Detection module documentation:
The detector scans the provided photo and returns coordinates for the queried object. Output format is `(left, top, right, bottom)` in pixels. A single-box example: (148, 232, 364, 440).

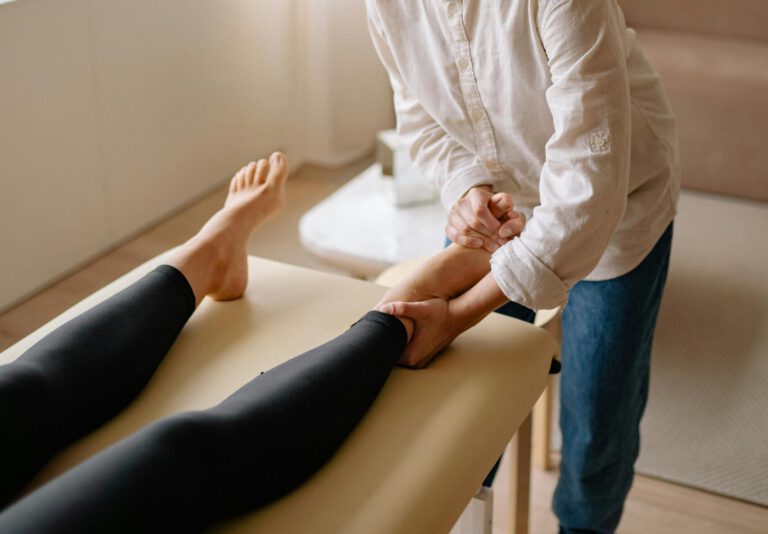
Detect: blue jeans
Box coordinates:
(490, 223, 673, 533)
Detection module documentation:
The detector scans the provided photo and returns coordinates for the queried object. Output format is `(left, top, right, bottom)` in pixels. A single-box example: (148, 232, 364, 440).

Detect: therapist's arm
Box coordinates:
(489, 0, 633, 312)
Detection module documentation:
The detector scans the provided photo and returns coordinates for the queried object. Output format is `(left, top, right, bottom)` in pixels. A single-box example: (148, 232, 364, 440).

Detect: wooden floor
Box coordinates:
(1, 160, 767, 533)
(493, 453, 768, 534)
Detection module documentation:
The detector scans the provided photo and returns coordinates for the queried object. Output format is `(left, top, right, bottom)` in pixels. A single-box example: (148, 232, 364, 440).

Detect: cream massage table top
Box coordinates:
(1, 255, 556, 533)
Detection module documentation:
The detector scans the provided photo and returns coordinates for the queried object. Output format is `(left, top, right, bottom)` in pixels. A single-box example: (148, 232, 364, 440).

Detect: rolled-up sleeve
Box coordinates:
(491, 0, 631, 310)
(366, 2, 495, 208)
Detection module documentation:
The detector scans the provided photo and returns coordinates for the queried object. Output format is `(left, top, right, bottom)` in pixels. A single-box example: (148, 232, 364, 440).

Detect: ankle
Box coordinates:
(168, 237, 227, 305)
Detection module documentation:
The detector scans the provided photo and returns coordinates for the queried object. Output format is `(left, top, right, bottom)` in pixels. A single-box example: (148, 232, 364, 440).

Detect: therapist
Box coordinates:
(367, 1, 680, 532)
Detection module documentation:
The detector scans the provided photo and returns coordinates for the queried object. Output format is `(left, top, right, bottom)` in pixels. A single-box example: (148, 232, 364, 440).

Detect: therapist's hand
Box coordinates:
(446, 186, 525, 252)
(379, 298, 462, 368)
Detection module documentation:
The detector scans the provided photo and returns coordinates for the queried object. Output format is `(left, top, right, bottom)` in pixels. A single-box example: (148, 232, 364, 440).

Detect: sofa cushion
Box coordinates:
(619, 0, 768, 42)
(636, 28, 768, 202)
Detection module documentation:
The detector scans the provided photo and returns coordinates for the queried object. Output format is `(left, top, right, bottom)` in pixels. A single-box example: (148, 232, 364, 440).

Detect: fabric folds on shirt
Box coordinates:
(366, 0, 680, 310)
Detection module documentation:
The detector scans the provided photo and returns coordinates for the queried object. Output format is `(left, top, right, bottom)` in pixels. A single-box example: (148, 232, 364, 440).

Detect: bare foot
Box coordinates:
(167, 152, 289, 305)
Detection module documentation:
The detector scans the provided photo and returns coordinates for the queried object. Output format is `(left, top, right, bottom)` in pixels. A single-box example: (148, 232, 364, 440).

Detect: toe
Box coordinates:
(267, 152, 288, 186)
(233, 167, 247, 191)
(245, 161, 258, 186)
(255, 159, 270, 185)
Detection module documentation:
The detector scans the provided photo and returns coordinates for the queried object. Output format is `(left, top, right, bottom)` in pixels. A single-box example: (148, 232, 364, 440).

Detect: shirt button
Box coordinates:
(457, 57, 469, 70)
(471, 109, 484, 120)
(447, 2, 459, 16)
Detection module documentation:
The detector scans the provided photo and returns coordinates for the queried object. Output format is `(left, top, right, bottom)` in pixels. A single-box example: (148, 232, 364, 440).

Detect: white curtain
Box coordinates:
(296, 0, 394, 166)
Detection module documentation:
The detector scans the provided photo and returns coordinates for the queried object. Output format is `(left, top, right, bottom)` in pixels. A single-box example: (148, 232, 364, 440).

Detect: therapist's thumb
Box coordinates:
(490, 192, 514, 217)
(499, 211, 526, 239)
(378, 301, 425, 318)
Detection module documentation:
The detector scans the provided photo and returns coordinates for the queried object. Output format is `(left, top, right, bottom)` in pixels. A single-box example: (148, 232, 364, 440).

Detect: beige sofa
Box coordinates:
(619, 0, 768, 201)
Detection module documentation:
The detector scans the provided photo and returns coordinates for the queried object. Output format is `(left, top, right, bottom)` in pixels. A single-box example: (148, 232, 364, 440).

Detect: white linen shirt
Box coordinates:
(366, 0, 680, 310)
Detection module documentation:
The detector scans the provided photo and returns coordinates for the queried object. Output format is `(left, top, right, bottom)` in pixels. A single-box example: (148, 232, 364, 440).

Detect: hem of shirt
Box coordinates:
(584, 208, 676, 282)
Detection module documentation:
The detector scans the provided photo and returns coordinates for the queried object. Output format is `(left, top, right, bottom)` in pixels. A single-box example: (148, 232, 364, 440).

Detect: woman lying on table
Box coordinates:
(0, 152, 544, 533)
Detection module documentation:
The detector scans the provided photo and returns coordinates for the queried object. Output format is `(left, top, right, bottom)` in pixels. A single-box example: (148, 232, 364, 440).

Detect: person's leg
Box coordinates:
(0, 222, 508, 531)
(553, 223, 674, 533)
(0, 265, 195, 504)
(0, 311, 410, 533)
(0, 153, 289, 507)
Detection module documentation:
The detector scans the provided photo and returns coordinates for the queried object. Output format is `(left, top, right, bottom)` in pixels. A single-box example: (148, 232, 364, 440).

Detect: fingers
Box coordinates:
(447, 188, 528, 252)
(499, 211, 526, 239)
(489, 192, 514, 219)
(457, 189, 501, 237)
(397, 319, 450, 369)
(379, 301, 435, 367)
(398, 347, 433, 369)
(378, 298, 451, 369)
(445, 225, 501, 253)
(448, 192, 506, 251)
(445, 211, 488, 249)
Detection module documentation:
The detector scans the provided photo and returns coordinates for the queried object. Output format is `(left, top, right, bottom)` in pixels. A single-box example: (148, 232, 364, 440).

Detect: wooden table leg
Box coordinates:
(507, 411, 532, 534)
(533, 312, 561, 472)
(533, 378, 553, 471)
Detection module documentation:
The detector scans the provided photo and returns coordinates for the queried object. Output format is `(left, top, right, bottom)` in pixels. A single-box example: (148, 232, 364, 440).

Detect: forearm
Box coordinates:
(449, 272, 509, 335)
(505, 0, 631, 308)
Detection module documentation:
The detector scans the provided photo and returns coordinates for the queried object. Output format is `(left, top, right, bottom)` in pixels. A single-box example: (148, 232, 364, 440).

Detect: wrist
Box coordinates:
(459, 184, 493, 200)
(449, 273, 509, 334)
(472, 184, 493, 194)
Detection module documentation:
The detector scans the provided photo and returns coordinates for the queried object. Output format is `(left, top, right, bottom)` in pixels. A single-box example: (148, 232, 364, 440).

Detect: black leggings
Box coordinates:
(0, 266, 406, 533)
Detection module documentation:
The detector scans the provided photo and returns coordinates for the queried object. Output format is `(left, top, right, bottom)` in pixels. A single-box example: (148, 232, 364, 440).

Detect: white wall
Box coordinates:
(0, 0, 393, 311)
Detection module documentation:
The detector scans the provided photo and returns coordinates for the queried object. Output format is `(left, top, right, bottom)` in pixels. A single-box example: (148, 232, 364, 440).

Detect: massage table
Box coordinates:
(0, 255, 557, 533)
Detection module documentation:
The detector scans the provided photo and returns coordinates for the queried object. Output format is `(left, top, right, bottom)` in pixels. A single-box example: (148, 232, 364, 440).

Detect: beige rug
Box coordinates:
(551, 189, 768, 506)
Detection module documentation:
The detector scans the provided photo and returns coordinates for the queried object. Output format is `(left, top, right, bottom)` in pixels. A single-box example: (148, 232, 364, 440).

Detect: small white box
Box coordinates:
(391, 145, 438, 207)
(376, 129, 400, 176)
